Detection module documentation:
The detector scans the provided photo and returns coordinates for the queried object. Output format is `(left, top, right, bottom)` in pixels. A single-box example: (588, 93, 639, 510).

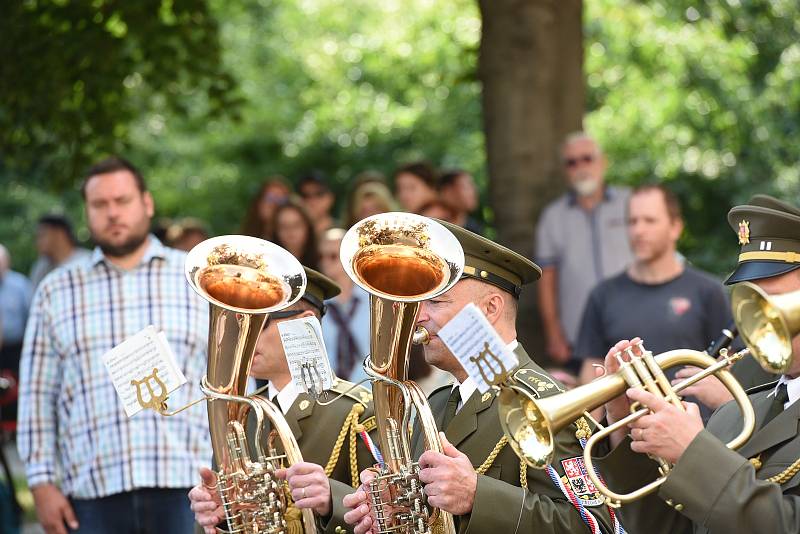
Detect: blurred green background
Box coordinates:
(1, 0, 799, 275)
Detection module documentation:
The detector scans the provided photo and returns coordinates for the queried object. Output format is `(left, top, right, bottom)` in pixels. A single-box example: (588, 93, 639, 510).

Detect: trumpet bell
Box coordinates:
(185, 235, 306, 313)
(731, 282, 800, 374)
(498, 385, 554, 469)
(340, 212, 464, 303)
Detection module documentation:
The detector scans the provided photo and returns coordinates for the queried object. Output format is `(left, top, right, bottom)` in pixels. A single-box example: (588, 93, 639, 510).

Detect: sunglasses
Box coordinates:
(564, 154, 596, 168)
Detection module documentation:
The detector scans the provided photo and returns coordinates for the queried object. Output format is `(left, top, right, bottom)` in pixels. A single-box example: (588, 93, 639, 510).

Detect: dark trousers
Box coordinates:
(70, 488, 195, 534)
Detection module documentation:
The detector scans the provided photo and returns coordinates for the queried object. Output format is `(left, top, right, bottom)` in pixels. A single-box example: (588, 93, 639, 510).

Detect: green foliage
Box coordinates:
(0, 0, 237, 188)
(584, 0, 800, 272)
(2, 0, 799, 280)
(127, 0, 484, 238)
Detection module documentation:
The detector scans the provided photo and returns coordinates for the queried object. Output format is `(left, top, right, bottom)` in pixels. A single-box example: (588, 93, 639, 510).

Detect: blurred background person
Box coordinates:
(241, 176, 291, 240)
(574, 184, 731, 416)
(536, 132, 631, 374)
(418, 200, 457, 223)
(344, 180, 397, 228)
(0, 244, 32, 434)
(318, 228, 370, 385)
(297, 171, 337, 235)
(17, 156, 210, 533)
(29, 215, 91, 289)
(393, 161, 439, 214)
(165, 217, 210, 252)
(438, 169, 484, 235)
(273, 199, 320, 269)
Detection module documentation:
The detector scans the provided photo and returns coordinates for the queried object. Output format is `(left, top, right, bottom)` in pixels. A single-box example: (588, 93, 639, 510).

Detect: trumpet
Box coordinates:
(497, 280, 799, 507)
(340, 213, 463, 534)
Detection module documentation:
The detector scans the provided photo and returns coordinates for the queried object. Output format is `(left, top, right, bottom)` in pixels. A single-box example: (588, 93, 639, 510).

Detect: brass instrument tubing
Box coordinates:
(626, 348, 663, 398)
(641, 350, 683, 408)
(364, 357, 414, 462)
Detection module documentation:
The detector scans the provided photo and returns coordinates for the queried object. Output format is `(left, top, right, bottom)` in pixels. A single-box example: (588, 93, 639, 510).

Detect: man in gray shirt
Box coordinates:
(575, 184, 733, 417)
(536, 132, 632, 371)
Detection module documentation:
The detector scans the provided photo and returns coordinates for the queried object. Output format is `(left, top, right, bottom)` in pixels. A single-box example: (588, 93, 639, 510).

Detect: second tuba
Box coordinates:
(185, 235, 315, 533)
(340, 213, 463, 534)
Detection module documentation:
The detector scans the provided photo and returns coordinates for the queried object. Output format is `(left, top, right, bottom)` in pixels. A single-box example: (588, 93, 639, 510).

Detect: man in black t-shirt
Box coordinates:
(575, 185, 734, 415)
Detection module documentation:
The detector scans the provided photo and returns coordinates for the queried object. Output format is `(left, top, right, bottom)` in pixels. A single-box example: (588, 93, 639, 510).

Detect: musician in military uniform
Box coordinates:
(344, 222, 620, 534)
(189, 267, 378, 534)
(597, 195, 800, 534)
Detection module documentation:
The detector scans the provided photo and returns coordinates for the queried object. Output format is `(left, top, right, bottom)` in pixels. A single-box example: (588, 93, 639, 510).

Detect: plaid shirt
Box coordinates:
(17, 236, 211, 499)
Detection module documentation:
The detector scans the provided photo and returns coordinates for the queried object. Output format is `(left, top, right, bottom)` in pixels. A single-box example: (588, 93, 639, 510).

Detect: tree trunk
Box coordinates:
(478, 0, 584, 361)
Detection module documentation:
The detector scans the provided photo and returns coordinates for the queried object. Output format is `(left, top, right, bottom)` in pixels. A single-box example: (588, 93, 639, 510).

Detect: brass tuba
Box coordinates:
(185, 235, 316, 533)
(339, 213, 463, 534)
(496, 280, 799, 507)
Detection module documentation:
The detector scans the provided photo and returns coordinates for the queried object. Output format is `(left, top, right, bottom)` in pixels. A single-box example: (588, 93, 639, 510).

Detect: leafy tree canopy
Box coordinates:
(1, 0, 798, 278)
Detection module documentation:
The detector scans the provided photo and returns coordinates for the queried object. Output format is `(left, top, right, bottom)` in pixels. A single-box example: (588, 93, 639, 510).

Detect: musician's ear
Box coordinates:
(480, 291, 505, 326)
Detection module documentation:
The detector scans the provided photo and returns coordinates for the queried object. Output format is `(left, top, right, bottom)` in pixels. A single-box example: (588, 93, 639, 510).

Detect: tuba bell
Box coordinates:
(496, 281, 800, 507)
(339, 213, 463, 534)
(185, 235, 316, 533)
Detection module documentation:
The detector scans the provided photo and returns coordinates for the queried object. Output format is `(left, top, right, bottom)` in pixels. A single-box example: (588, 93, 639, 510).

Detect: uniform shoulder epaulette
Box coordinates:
(330, 378, 373, 405)
(512, 367, 561, 399)
(745, 379, 780, 395)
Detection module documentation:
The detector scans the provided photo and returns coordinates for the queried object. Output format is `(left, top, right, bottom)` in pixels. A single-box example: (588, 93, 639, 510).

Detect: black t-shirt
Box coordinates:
(575, 266, 732, 360)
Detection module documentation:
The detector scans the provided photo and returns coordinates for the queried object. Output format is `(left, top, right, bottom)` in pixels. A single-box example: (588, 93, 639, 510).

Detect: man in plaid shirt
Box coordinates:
(17, 157, 211, 534)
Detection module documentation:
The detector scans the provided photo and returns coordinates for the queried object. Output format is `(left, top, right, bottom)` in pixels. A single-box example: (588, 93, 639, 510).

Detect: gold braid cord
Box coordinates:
(476, 436, 508, 474)
(750, 454, 800, 485)
(324, 403, 364, 487)
(475, 436, 530, 490)
(349, 418, 360, 487)
(575, 417, 593, 440)
(769, 459, 800, 485)
(283, 503, 304, 534)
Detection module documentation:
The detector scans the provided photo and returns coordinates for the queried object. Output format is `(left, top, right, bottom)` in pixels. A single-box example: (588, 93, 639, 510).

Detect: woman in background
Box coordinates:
(393, 161, 438, 214)
(273, 199, 320, 269)
(344, 180, 398, 228)
(241, 176, 291, 240)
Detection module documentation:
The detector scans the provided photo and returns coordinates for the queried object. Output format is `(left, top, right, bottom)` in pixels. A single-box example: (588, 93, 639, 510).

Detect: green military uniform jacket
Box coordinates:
(247, 379, 378, 534)
(599, 379, 800, 534)
(415, 345, 616, 534)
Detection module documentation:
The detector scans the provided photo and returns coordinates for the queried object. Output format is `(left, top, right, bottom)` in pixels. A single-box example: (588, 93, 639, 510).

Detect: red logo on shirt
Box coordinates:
(669, 297, 692, 316)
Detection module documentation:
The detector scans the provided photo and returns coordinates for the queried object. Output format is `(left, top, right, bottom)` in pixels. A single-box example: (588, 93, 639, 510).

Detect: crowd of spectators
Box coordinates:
(0, 138, 742, 530)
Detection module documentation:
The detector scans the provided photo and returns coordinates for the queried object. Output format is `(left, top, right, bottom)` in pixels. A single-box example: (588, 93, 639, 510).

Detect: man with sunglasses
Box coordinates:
(189, 267, 378, 534)
(536, 132, 632, 373)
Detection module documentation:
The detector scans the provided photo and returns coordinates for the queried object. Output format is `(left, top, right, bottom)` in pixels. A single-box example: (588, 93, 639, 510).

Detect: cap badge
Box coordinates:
(738, 220, 750, 245)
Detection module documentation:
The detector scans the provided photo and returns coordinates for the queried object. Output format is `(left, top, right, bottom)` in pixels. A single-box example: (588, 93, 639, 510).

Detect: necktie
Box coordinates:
(327, 297, 361, 380)
(763, 383, 789, 428)
(441, 387, 461, 430)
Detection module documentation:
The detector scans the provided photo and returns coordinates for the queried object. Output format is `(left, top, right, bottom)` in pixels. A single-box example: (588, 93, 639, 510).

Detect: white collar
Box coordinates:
(452, 339, 519, 411)
(456, 378, 478, 412)
(267, 381, 300, 415)
(771, 375, 800, 409)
